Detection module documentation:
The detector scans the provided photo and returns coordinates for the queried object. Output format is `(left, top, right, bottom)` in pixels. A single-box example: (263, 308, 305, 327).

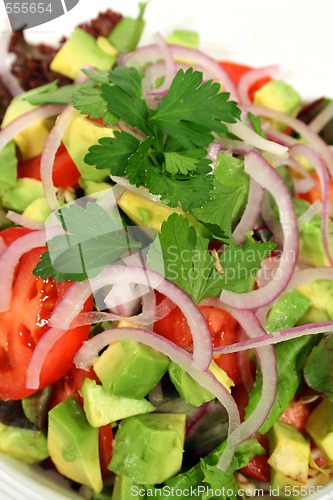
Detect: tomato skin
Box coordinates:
(219, 61, 271, 101)
(241, 451, 271, 482)
(99, 424, 113, 477)
(18, 143, 80, 188)
(0, 228, 93, 400)
(279, 400, 311, 434)
(153, 294, 241, 384)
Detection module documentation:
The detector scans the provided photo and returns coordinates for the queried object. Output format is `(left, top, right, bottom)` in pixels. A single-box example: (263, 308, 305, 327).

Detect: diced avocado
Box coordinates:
(108, 3, 146, 53)
(297, 281, 333, 323)
(22, 197, 51, 222)
(50, 28, 116, 80)
(0, 141, 17, 195)
(96, 37, 118, 57)
(306, 399, 333, 460)
(109, 413, 186, 484)
(1, 85, 56, 160)
(48, 396, 102, 493)
(117, 189, 206, 235)
(78, 178, 112, 198)
(253, 80, 301, 126)
(22, 386, 51, 429)
(214, 154, 249, 225)
(169, 360, 234, 407)
(0, 422, 48, 464)
(268, 420, 310, 483)
(62, 113, 114, 181)
(295, 198, 331, 267)
(270, 469, 305, 499)
(2, 178, 45, 212)
(166, 29, 199, 48)
(112, 475, 139, 500)
(93, 340, 170, 399)
(82, 378, 155, 427)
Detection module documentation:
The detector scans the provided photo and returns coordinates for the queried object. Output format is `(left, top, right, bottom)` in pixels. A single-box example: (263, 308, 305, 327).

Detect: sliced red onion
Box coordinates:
(25, 328, 67, 389)
(0, 104, 65, 152)
(297, 199, 322, 224)
(111, 175, 162, 204)
(0, 237, 7, 257)
(220, 150, 298, 309)
(6, 211, 45, 230)
(246, 105, 333, 180)
(73, 327, 240, 433)
(237, 65, 279, 106)
(122, 43, 238, 101)
(200, 297, 277, 472)
(207, 141, 222, 168)
(50, 265, 213, 371)
(0, 230, 45, 312)
(95, 185, 125, 211)
(260, 192, 283, 247)
(104, 282, 145, 316)
(226, 121, 288, 158)
(214, 136, 252, 155)
(290, 143, 333, 266)
(41, 105, 78, 212)
(286, 266, 333, 291)
(283, 156, 317, 194)
(0, 24, 24, 96)
(152, 33, 177, 94)
(265, 127, 299, 148)
(213, 321, 333, 353)
(232, 177, 264, 245)
(256, 256, 281, 288)
(308, 100, 333, 134)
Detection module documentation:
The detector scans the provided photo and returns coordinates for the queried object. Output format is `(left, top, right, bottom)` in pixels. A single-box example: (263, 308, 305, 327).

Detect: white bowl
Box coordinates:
(0, 0, 333, 498)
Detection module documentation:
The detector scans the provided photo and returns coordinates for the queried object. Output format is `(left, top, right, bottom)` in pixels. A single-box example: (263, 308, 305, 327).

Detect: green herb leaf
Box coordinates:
(24, 82, 78, 105)
(85, 132, 140, 173)
(304, 335, 333, 398)
(72, 84, 117, 125)
(33, 202, 141, 282)
(150, 68, 240, 148)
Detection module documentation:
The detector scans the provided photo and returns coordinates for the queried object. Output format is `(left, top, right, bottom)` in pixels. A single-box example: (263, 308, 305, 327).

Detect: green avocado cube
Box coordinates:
(306, 399, 333, 460)
(82, 378, 155, 427)
(109, 413, 186, 484)
(93, 340, 170, 399)
(50, 28, 116, 80)
(0, 422, 48, 464)
(48, 397, 102, 493)
(268, 420, 310, 483)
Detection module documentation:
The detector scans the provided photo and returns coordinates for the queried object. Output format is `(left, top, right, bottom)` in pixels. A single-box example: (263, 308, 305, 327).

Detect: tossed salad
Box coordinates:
(0, 3, 333, 499)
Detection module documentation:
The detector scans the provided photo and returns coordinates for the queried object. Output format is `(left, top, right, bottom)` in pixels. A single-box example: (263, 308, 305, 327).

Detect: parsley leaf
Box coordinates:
(33, 202, 141, 282)
(85, 132, 140, 174)
(192, 180, 244, 239)
(150, 68, 240, 148)
(25, 82, 80, 105)
(164, 152, 203, 175)
(72, 84, 117, 125)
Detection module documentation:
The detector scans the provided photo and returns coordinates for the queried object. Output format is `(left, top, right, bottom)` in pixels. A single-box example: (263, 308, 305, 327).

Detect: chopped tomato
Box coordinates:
(18, 143, 80, 188)
(241, 450, 271, 482)
(48, 365, 98, 409)
(296, 172, 333, 205)
(153, 293, 241, 384)
(99, 424, 113, 477)
(0, 228, 93, 400)
(279, 399, 311, 434)
(219, 61, 271, 101)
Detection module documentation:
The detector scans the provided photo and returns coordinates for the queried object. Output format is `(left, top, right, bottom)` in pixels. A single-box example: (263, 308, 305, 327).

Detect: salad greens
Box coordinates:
(0, 2, 333, 500)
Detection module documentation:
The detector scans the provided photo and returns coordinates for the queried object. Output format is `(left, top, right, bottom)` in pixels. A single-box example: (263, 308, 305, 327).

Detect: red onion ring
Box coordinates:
(237, 65, 279, 106)
(213, 321, 333, 353)
(0, 104, 65, 152)
(200, 298, 277, 471)
(0, 237, 7, 257)
(6, 211, 45, 230)
(226, 120, 288, 158)
(41, 105, 78, 212)
(0, 230, 45, 312)
(309, 101, 333, 134)
(50, 265, 213, 371)
(121, 43, 238, 101)
(297, 199, 322, 224)
(152, 33, 177, 94)
(290, 143, 333, 266)
(0, 23, 24, 96)
(220, 150, 298, 309)
(232, 177, 264, 245)
(246, 105, 333, 179)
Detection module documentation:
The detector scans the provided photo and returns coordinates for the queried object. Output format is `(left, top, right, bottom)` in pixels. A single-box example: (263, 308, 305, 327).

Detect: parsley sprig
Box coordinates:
(82, 66, 241, 211)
